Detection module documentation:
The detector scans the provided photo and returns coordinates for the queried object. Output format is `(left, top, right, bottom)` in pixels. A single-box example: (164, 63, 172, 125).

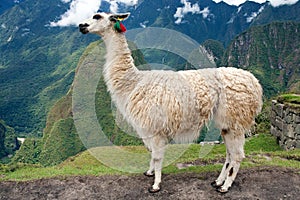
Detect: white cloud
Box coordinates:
(212, 0, 250, 6)
(50, 0, 138, 27)
(246, 5, 265, 23)
(51, 0, 299, 27)
(237, 6, 243, 13)
(212, 0, 299, 7)
(109, 0, 138, 13)
(200, 7, 210, 19)
(174, 0, 210, 24)
(50, 0, 102, 27)
(268, 0, 299, 7)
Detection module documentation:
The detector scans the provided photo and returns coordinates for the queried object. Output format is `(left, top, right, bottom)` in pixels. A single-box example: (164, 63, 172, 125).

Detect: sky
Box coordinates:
(174, 0, 210, 24)
(50, 0, 101, 26)
(212, 0, 299, 7)
(50, 0, 138, 26)
(50, 0, 299, 27)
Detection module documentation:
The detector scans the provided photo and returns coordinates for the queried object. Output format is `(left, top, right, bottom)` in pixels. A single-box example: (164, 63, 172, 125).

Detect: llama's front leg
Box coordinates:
(144, 157, 155, 177)
(148, 137, 166, 193)
(149, 149, 164, 193)
(142, 138, 155, 177)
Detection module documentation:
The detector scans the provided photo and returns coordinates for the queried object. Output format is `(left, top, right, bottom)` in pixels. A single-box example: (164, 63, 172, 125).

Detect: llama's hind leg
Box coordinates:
(212, 130, 231, 187)
(218, 132, 245, 193)
(212, 129, 230, 187)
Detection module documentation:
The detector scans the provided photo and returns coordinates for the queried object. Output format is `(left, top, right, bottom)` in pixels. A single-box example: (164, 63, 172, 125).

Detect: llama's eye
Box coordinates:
(93, 14, 102, 20)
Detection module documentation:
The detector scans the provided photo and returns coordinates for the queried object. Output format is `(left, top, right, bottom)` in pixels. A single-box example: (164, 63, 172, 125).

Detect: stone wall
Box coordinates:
(270, 100, 300, 150)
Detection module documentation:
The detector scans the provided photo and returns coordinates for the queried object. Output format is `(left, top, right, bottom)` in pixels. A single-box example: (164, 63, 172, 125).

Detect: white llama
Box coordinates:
(79, 12, 263, 193)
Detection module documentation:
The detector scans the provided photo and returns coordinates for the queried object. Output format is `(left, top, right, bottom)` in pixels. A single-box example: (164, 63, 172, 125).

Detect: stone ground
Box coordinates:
(0, 166, 299, 200)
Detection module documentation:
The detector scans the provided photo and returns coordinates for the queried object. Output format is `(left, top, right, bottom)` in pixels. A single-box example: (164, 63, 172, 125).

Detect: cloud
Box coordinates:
(109, 0, 138, 13)
(212, 0, 299, 7)
(268, 0, 299, 7)
(51, 0, 299, 27)
(50, 0, 102, 27)
(50, 0, 138, 27)
(200, 7, 210, 19)
(174, 0, 210, 24)
(246, 5, 265, 23)
(212, 0, 249, 5)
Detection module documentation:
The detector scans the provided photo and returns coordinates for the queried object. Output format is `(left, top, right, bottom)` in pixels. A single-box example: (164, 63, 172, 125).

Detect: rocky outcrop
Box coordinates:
(270, 99, 300, 150)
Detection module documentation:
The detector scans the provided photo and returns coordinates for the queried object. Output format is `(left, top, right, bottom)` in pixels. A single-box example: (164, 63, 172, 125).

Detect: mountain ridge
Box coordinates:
(222, 21, 300, 97)
(0, 0, 299, 137)
(11, 20, 300, 165)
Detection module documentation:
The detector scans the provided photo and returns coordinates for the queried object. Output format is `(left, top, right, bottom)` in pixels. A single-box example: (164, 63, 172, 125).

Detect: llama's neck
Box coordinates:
(102, 30, 139, 99)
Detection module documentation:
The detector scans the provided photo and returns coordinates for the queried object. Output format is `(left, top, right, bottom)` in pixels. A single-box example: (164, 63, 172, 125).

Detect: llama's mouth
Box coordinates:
(79, 27, 89, 34)
(79, 23, 89, 34)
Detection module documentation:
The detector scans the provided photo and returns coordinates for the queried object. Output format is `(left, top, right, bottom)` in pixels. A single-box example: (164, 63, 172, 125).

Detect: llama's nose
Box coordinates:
(79, 23, 89, 34)
(79, 23, 89, 28)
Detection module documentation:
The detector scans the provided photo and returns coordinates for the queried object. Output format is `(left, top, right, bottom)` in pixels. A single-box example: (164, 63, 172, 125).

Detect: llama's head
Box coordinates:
(79, 12, 130, 36)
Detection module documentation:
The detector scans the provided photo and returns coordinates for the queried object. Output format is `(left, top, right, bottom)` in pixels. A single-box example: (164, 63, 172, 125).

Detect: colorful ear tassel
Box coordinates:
(114, 20, 127, 33)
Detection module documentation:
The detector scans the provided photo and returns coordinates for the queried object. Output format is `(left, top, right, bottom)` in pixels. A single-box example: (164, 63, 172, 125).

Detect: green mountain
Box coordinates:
(1, 0, 300, 137)
(0, 122, 6, 158)
(0, 120, 19, 161)
(0, 0, 24, 15)
(222, 21, 300, 97)
(125, 0, 300, 45)
(13, 41, 146, 166)
(2, 0, 300, 165)
(0, 0, 94, 136)
(13, 20, 300, 166)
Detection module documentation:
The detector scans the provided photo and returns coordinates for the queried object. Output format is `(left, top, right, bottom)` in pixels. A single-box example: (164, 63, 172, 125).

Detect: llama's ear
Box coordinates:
(109, 13, 130, 22)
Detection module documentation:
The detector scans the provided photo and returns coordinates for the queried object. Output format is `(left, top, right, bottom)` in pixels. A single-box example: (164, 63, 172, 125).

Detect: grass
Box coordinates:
(1, 133, 299, 181)
(277, 94, 300, 104)
(277, 94, 300, 110)
(0, 151, 121, 181)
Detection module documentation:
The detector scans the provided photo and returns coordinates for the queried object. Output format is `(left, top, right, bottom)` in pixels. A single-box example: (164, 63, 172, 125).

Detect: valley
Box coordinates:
(0, 0, 299, 175)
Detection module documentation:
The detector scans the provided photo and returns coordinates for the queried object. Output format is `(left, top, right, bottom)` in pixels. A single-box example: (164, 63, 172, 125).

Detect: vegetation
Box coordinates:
(11, 139, 42, 164)
(10, 41, 149, 166)
(95, 75, 143, 146)
(0, 0, 95, 136)
(0, 120, 19, 162)
(1, 133, 299, 181)
(277, 94, 300, 111)
(1, 0, 300, 178)
(222, 21, 300, 98)
(0, 123, 6, 158)
(202, 39, 225, 67)
(9, 19, 300, 166)
(277, 94, 300, 105)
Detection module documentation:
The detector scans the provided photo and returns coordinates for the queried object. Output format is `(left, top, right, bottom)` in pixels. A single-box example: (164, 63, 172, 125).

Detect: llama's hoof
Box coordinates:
(144, 171, 155, 177)
(216, 187, 229, 194)
(211, 181, 222, 188)
(211, 181, 218, 188)
(148, 186, 161, 193)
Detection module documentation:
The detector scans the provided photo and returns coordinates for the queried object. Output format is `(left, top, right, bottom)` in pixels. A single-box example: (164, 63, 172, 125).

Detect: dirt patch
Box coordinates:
(0, 166, 299, 200)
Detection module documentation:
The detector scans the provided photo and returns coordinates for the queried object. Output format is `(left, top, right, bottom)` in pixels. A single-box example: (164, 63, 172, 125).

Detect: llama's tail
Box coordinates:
(253, 76, 264, 116)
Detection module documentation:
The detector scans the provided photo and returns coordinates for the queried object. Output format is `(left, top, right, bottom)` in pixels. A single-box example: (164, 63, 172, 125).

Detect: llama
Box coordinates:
(79, 12, 263, 193)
